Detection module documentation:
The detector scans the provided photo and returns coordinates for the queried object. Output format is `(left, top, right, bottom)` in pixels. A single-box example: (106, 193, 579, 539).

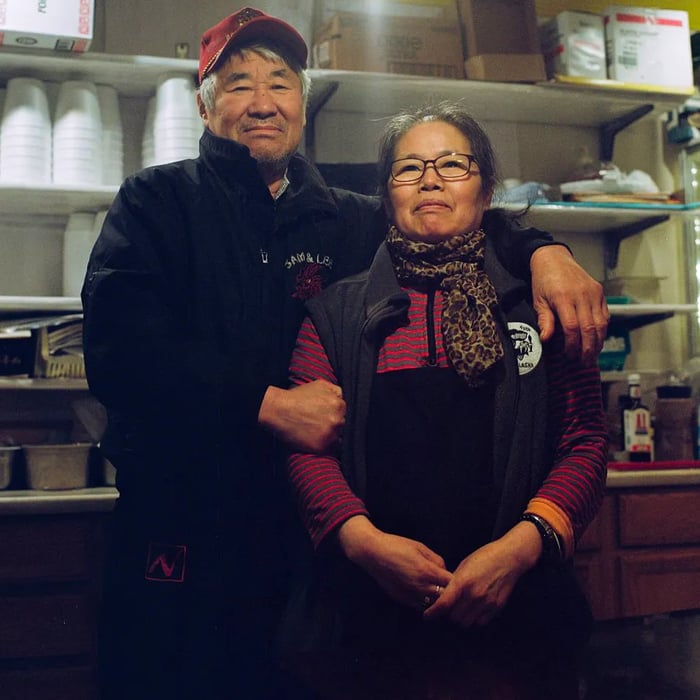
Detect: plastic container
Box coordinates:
(23, 443, 91, 490)
(654, 398, 695, 461)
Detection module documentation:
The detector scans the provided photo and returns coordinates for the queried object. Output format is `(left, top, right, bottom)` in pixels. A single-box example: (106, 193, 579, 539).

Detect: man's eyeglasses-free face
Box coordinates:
(390, 153, 480, 183)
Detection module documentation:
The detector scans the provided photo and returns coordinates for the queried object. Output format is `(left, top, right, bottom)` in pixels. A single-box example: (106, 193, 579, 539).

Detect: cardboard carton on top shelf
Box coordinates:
(103, 0, 314, 60)
(604, 5, 693, 90)
(315, 0, 459, 27)
(456, 0, 545, 82)
(0, 0, 94, 53)
(313, 12, 464, 79)
(540, 10, 607, 80)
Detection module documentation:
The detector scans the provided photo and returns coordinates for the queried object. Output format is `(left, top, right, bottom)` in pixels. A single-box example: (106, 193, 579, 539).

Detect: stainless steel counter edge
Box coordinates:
(0, 487, 118, 515)
(607, 468, 700, 488)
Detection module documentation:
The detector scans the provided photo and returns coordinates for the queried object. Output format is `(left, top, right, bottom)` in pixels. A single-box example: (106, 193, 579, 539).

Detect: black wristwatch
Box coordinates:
(520, 512, 564, 563)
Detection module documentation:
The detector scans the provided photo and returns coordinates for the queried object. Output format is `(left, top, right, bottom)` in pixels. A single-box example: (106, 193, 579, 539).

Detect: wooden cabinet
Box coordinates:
(575, 482, 700, 621)
(0, 511, 110, 700)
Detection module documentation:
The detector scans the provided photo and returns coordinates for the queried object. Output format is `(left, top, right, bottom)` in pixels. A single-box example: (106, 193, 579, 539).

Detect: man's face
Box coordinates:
(199, 51, 306, 168)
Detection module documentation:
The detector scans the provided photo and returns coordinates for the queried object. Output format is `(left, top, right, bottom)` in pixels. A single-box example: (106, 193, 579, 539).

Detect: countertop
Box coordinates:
(607, 467, 700, 488)
(606, 460, 700, 488)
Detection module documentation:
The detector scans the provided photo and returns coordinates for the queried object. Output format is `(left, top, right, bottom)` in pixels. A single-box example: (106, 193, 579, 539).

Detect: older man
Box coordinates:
(82, 7, 607, 699)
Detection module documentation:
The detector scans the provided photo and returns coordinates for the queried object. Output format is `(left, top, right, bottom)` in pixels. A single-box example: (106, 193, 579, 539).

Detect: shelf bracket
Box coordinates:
(599, 104, 654, 162)
(304, 81, 339, 163)
(603, 214, 670, 269)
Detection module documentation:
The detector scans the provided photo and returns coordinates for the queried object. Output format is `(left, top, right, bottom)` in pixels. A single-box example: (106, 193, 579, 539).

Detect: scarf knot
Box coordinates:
(386, 226, 504, 387)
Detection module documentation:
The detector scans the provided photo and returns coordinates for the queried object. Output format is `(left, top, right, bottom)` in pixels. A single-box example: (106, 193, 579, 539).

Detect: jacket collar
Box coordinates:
(198, 129, 340, 219)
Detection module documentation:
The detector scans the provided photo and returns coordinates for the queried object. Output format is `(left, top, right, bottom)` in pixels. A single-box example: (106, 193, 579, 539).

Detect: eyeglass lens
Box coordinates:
(391, 154, 476, 182)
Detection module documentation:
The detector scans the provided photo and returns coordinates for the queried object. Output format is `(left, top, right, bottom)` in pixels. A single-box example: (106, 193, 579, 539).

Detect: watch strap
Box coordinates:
(521, 512, 564, 563)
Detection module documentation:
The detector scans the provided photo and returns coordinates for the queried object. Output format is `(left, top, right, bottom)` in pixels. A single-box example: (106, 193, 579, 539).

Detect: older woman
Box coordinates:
(282, 101, 608, 699)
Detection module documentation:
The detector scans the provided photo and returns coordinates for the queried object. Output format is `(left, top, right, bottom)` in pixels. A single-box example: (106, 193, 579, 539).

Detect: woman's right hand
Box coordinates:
(337, 515, 452, 610)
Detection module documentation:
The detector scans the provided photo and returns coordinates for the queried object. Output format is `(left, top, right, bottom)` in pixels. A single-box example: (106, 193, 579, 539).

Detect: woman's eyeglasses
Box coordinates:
(390, 153, 479, 183)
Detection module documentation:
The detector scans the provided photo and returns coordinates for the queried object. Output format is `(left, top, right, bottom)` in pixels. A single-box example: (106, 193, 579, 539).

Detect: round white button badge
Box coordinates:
(507, 322, 542, 375)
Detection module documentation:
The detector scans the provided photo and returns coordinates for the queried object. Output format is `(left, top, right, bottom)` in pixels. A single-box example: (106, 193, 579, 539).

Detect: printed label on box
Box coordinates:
(604, 6, 693, 90)
(0, 0, 93, 52)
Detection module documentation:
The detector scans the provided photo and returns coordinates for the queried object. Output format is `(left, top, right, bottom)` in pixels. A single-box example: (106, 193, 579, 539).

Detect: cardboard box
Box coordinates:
(0, 0, 93, 53)
(458, 0, 539, 57)
(313, 13, 464, 79)
(457, 0, 545, 82)
(465, 53, 546, 83)
(104, 0, 313, 60)
(540, 11, 606, 80)
(315, 0, 458, 27)
(604, 6, 693, 90)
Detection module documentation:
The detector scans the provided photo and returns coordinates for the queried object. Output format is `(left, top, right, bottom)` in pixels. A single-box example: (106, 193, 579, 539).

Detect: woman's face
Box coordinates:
(387, 121, 492, 243)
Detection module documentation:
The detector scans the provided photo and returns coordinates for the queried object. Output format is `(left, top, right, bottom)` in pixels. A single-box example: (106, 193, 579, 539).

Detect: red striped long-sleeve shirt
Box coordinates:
(288, 287, 608, 558)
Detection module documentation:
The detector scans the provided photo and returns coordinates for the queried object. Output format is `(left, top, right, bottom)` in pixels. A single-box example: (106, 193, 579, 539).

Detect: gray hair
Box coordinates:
(376, 100, 499, 204)
(198, 43, 311, 112)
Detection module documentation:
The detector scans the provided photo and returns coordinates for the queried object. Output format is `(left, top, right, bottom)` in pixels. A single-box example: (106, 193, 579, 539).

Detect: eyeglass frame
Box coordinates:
(389, 153, 480, 184)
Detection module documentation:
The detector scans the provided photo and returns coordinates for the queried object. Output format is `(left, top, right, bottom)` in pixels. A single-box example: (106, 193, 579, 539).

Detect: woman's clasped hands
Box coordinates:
(338, 516, 542, 628)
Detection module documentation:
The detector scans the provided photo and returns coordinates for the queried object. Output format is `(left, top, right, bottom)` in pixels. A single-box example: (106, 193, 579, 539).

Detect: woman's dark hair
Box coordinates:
(376, 100, 499, 205)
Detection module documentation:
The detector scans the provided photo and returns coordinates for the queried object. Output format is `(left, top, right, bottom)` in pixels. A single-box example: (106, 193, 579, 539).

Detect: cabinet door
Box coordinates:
(618, 490, 700, 547)
(0, 593, 95, 658)
(0, 666, 97, 700)
(574, 496, 619, 620)
(0, 516, 99, 583)
(619, 549, 700, 618)
(574, 552, 617, 620)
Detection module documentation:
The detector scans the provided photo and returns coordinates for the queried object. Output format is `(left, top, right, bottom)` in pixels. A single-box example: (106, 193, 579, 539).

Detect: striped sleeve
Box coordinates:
(287, 316, 369, 548)
(527, 336, 609, 557)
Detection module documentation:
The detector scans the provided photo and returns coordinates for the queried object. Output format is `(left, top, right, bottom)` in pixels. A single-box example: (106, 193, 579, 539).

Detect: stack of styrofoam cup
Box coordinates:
(53, 81, 103, 186)
(152, 73, 202, 165)
(141, 96, 157, 168)
(62, 211, 100, 297)
(0, 77, 52, 185)
(97, 85, 124, 186)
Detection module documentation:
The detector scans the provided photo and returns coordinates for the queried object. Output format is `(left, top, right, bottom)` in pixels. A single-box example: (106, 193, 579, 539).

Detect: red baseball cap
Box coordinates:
(199, 7, 308, 83)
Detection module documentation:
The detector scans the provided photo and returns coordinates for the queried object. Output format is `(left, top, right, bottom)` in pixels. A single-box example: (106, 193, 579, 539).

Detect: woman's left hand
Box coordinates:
(423, 521, 541, 627)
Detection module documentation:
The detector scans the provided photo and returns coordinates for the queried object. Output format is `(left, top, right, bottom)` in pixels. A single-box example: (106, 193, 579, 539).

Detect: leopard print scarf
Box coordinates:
(386, 225, 504, 387)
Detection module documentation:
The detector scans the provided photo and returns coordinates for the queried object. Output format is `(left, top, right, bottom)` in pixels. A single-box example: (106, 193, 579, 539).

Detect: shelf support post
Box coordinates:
(599, 104, 654, 162)
(603, 214, 670, 269)
(304, 81, 339, 162)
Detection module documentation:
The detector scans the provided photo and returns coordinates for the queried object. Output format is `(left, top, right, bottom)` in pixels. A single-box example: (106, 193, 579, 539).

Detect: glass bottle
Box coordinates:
(622, 373, 652, 462)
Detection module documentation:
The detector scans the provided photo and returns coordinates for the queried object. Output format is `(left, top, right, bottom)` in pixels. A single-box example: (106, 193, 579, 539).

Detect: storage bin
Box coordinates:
(22, 443, 91, 490)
